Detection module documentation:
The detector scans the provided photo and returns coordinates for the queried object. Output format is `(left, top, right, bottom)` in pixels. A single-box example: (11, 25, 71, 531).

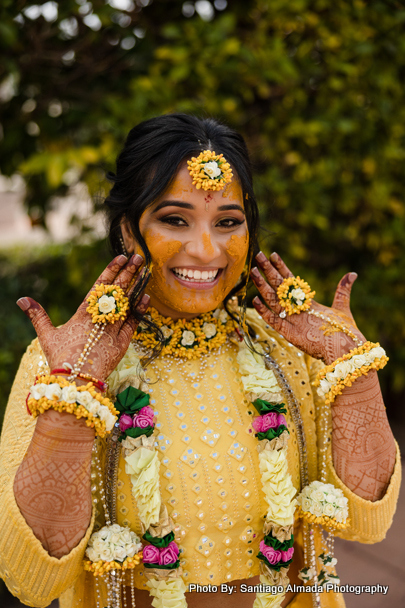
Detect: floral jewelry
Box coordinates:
(86, 283, 129, 324)
(84, 524, 143, 576)
(277, 276, 315, 317)
(314, 341, 388, 405)
(27, 374, 118, 438)
(187, 150, 233, 191)
(134, 306, 238, 360)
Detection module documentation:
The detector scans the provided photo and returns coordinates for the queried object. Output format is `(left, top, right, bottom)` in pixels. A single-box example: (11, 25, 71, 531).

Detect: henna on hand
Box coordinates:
(16, 254, 150, 380)
(250, 251, 396, 501)
(14, 410, 95, 558)
(331, 370, 396, 501)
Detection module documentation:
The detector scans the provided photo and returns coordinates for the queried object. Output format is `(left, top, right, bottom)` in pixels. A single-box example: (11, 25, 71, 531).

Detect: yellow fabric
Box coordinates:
(0, 309, 401, 608)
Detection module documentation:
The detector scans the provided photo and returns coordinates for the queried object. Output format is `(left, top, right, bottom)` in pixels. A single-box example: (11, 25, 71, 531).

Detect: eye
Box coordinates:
(217, 218, 245, 228)
(159, 215, 188, 227)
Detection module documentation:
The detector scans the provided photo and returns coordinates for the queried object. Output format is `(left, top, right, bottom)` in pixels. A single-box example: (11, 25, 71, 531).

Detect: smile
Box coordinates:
(171, 268, 220, 283)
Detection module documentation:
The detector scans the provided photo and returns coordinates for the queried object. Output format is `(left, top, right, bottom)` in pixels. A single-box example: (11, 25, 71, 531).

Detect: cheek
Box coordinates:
(145, 230, 182, 269)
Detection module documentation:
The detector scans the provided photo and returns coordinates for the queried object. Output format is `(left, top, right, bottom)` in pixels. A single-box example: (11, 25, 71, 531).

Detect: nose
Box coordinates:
(184, 230, 222, 263)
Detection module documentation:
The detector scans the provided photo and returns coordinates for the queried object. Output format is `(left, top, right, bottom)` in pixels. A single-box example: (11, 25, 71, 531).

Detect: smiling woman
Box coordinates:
(0, 114, 400, 608)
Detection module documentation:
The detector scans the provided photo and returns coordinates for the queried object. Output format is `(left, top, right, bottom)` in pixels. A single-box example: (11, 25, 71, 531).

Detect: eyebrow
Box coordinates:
(152, 200, 245, 214)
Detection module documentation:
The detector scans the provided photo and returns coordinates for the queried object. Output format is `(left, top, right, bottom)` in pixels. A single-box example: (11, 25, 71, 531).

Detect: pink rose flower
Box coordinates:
(259, 540, 282, 565)
(252, 412, 279, 433)
(133, 406, 154, 429)
(142, 544, 160, 564)
(159, 541, 179, 565)
(281, 547, 294, 562)
(119, 414, 133, 432)
(277, 414, 287, 427)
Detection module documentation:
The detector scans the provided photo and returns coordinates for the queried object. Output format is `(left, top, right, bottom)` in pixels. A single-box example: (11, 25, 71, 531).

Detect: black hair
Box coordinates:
(104, 113, 260, 348)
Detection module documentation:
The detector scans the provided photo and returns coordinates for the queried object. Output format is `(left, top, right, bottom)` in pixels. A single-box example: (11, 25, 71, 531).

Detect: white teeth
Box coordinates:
(172, 268, 220, 282)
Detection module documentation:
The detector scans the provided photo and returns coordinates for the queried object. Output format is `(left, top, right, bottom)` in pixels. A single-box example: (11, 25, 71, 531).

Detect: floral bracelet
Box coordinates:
(314, 341, 388, 405)
(27, 374, 118, 438)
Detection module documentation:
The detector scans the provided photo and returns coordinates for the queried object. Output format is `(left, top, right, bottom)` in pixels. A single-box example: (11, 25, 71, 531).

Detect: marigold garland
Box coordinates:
(276, 277, 315, 316)
(187, 150, 233, 191)
(134, 306, 238, 360)
(86, 283, 129, 324)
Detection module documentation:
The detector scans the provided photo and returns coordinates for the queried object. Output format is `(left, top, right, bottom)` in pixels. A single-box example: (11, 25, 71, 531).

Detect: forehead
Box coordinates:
(159, 163, 243, 207)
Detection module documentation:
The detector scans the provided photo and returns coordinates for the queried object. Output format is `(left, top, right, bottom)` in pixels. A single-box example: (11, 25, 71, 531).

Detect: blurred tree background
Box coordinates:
(1, 0, 405, 437)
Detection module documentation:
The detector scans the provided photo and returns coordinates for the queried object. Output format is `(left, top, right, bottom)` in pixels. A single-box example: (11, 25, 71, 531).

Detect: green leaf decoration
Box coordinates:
(143, 560, 180, 570)
(253, 399, 287, 415)
(115, 386, 150, 414)
(263, 533, 294, 552)
(256, 425, 289, 441)
(125, 426, 154, 439)
(143, 531, 175, 548)
(257, 552, 293, 572)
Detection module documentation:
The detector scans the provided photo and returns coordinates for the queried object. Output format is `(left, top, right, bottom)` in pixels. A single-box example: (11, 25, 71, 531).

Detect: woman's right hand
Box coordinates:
(16, 254, 149, 382)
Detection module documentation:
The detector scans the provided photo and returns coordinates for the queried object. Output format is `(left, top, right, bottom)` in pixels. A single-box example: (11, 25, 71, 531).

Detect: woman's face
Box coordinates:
(124, 163, 249, 319)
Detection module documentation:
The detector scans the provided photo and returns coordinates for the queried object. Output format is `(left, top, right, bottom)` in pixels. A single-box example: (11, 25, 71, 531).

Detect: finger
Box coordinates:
(88, 255, 129, 296)
(113, 254, 144, 292)
(269, 252, 294, 280)
(252, 296, 289, 333)
(332, 272, 357, 314)
(17, 297, 54, 338)
(255, 251, 286, 290)
(250, 267, 282, 313)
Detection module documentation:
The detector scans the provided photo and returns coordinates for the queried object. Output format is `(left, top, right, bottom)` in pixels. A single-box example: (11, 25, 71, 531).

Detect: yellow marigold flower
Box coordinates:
(187, 150, 233, 191)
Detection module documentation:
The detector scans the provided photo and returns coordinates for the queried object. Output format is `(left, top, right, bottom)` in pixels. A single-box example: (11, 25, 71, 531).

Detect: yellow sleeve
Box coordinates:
(0, 339, 95, 608)
(307, 355, 401, 544)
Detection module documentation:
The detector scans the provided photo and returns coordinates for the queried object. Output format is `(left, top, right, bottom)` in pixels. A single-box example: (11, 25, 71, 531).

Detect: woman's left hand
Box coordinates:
(250, 252, 366, 365)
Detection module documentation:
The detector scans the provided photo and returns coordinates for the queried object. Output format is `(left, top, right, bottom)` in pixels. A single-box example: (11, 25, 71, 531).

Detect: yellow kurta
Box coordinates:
(0, 309, 401, 607)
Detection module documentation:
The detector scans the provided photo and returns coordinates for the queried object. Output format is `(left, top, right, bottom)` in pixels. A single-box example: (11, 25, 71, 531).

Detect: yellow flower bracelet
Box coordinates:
(314, 341, 388, 405)
(28, 374, 118, 438)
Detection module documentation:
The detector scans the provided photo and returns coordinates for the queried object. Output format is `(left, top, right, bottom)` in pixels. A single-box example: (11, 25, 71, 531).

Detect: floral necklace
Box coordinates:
(85, 307, 349, 608)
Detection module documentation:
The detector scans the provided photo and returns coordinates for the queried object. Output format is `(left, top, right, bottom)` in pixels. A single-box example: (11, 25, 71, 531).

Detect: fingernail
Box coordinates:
(256, 251, 266, 263)
(133, 254, 143, 265)
(17, 297, 30, 311)
(252, 296, 261, 306)
(349, 272, 358, 280)
(270, 252, 278, 262)
(117, 255, 127, 263)
(250, 267, 261, 279)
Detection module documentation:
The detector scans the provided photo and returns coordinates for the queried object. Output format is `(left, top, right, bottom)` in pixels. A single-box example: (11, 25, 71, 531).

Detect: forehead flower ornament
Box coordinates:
(187, 149, 233, 191)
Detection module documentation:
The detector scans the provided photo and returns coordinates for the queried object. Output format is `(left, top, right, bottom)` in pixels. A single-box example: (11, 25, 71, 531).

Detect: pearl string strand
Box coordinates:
(307, 309, 363, 347)
(69, 323, 106, 381)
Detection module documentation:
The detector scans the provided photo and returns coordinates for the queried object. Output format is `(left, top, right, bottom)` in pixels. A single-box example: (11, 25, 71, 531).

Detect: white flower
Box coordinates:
(92, 538, 105, 554)
(325, 492, 336, 504)
(110, 524, 122, 533)
(76, 390, 93, 407)
(372, 346, 385, 359)
(311, 490, 325, 503)
(301, 497, 312, 512)
(61, 385, 78, 403)
(311, 503, 324, 517)
(105, 411, 117, 432)
(203, 161, 221, 179)
(351, 354, 367, 369)
(85, 547, 99, 562)
(98, 406, 111, 422)
(160, 325, 173, 340)
(203, 322, 217, 338)
(336, 496, 348, 508)
(86, 399, 100, 415)
(323, 503, 336, 517)
(334, 360, 352, 379)
(31, 383, 47, 400)
(45, 383, 62, 401)
(290, 287, 306, 305)
(219, 310, 228, 323)
(120, 529, 133, 545)
(113, 546, 127, 561)
(126, 544, 137, 557)
(319, 379, 331, 394)
(98, 294, 116, 314)
(326, 371, 338, 384)
(100, 548, 114, 562)
(181, 330, 195, 346)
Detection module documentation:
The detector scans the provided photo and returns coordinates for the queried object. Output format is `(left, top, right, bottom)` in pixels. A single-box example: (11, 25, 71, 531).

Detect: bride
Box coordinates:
(0, 114, 400, 608)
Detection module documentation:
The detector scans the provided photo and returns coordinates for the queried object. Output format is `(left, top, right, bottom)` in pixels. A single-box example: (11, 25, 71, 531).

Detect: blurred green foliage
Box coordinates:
(0, 0, 405, 426)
